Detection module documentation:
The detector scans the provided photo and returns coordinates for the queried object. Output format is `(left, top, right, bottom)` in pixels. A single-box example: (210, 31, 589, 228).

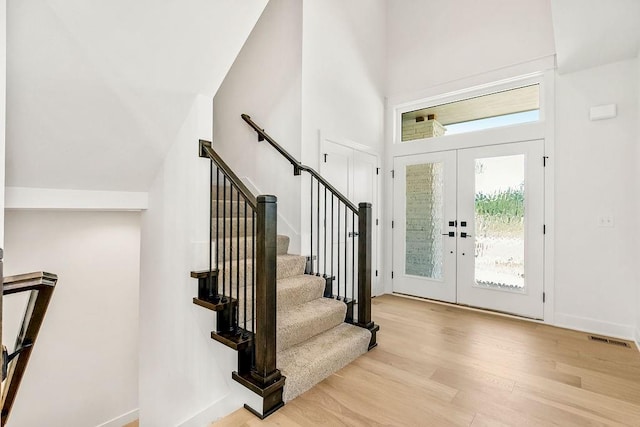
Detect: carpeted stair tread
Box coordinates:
(277, 298, 346, 353)
(213, 235, 289, 260)
(236, 274, 325, 325)
(214, 253, 306, 288)
(277, 275, 325, 311)
(278, 322, 371, 402)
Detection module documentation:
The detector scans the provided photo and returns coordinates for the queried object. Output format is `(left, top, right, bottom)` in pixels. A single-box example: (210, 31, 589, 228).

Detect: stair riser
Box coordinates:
(215, 255, 307, 290)
(277, 299, 347, 353)
(233, 275, 326, 324)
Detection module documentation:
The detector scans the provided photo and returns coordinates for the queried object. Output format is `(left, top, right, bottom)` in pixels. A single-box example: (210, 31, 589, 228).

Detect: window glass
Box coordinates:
(401, 84, 540, 142)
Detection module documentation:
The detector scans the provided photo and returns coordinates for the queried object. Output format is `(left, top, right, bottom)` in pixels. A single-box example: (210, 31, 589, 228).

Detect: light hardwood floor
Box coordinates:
(211, 294, 640, 426)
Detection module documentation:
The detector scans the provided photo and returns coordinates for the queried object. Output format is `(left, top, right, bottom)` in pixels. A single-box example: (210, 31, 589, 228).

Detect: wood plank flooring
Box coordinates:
(212, 294, 640, 426)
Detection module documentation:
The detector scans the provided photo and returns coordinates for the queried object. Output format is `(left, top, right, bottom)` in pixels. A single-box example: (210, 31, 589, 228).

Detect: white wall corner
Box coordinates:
(5, 187, 148, 211)
(241, 176, 301, 253)
(95, 409, 138, 427)
(554, 312, 636, 341)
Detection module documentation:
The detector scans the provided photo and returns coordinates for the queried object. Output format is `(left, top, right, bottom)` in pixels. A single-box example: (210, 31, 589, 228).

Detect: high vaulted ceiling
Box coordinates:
(6, 0, 267, 191)
(551, 0, 640, 74)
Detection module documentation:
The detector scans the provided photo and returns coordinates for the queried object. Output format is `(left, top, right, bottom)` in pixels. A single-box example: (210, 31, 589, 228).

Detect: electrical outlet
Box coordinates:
(598, 216, 614, 227)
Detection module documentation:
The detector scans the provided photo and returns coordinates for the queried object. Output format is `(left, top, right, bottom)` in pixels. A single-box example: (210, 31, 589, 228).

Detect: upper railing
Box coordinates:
(241, 114, 376, 340)
(1, 267, 58, 426)
(241, 114, 358, 213)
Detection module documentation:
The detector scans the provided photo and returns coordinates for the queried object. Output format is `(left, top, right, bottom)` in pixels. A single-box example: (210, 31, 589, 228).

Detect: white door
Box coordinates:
(456, 141, 544, 319)
(392, 151, 457, 302)
(393, 140, 545, 319)
(321, 140, 380, 295)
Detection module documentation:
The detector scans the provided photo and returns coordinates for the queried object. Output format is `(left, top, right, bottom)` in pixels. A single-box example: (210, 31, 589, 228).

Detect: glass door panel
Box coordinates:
(393, 152, 457, 302)
(405, 162, 444, 279)
(457, 141, 544, 319)
(474, 154, 525, 291)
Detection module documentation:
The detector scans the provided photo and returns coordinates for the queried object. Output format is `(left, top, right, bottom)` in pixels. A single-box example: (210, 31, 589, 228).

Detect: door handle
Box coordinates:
(460, 232, 472, 238)
(442, 232, 455, 237)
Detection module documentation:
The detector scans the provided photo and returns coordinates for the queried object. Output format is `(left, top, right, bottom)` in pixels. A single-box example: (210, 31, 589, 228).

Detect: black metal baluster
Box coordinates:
(331, 195, 334, 296)
(316, 179, 320, 277)
(310, 176, 314, 274)
(352, 211, 355, 302)
(243, 199, 248, 337)
(209, 161, 213, 301)
(222, 177, 227, 301)
(337, 203, 341, 300)
(323, 187, 327, 277)
(344, 205, 348, 300)
(214, 167, 220, 302)
(236, 186, 241, 336)
(229, 184, 234, 332)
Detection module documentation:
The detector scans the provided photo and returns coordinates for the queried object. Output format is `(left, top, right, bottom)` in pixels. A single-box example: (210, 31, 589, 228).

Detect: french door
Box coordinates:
(393, 140, 545, 319)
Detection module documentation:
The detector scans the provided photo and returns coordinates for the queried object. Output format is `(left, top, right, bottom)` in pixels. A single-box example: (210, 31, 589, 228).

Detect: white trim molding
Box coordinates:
(95, 409, 138, 427)
(635, 327, 640, 352)
(5, 187, 148, 211)
(554, 312, 636, 341)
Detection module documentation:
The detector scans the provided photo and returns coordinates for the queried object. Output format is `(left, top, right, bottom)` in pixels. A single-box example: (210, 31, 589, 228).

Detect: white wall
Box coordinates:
(3, 210, 140, 427)
(6, 0, 268, 193)
(637, 52, 640, 348)
(386, 0, 555, 99)
(301, 0, 387, 160)
(139, 95, 260, 426)
(554, 59, 639, 338)
(1, 0, 6, 245)
(300, 0, 387, 271)
(213, 0, 303, 253)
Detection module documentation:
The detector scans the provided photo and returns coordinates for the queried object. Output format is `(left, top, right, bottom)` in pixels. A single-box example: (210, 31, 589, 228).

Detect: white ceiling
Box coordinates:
(551, 0, 640, 73)
(6, 0, 267, 191)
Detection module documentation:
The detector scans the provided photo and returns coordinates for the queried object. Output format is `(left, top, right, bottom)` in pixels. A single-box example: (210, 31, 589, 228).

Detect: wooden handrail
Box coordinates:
(199, 139, 258, 209)
(241, 114, 358, 214)
(2, 271, 58, 426)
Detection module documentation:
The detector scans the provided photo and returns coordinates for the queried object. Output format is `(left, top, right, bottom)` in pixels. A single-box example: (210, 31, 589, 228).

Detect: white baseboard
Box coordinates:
(177, 381, 262, 427)
(554, 313, 635, 341)
(96, 409, 138, 427)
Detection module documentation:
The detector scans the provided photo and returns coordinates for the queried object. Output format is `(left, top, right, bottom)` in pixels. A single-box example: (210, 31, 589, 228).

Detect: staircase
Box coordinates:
(191, 116, 378, 419)
(214, 207, 371, 403)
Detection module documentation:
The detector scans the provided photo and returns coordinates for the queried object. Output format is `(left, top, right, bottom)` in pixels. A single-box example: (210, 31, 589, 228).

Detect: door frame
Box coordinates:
(319, 133, 383, 296)
(387, 67, 556, 324)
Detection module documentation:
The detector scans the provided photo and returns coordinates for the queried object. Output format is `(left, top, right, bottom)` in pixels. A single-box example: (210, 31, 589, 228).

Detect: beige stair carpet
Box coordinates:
(211, 202, 372, 404)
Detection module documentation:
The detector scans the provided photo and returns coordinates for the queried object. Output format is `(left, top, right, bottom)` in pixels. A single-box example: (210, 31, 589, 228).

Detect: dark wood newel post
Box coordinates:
(253, 195, 280, 384)
(357, 203, 379, 349)
(247, 195, 284, 418)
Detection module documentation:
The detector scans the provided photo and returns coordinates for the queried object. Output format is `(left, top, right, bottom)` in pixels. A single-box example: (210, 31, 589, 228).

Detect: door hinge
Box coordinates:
(543, 224, 546, 234)
(375, 270, 378, 277)
(376, 167, 380, 175)
(392, 220, 394, 228)
(543, 292, 546, 303)
(391, 271, 394, 279)
(391, 170, 395, 178)
(543, 156, 549, 167)
(323, 153, 328, 163)
(376, 218, 379, 226)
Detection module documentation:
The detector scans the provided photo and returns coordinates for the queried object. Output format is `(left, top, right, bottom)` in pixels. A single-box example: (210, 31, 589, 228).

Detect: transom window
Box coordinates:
(400, 84, 540, 142)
